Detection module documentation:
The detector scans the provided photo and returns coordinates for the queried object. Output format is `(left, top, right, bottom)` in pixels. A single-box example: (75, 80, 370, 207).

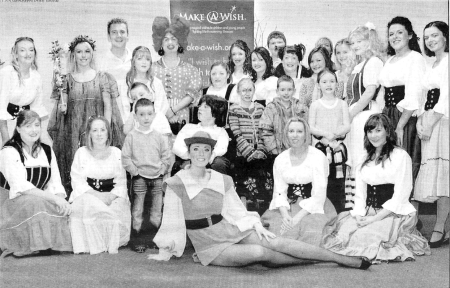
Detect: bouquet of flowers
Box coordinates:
(49, 40, 70, 110)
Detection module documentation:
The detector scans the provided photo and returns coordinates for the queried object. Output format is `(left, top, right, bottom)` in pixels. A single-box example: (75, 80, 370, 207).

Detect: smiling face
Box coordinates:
(74, 42, 93, 68)
(310, 52, 326, 75)
(388, 23, 411, 53)
(231, 46, 246, 68)
(318, 71, 337, 95)
(162, 32, 179, 53)
(135, 54, 151, 75)
(251, 52, 267, 75)
(89, 119, 108, 147)
(189, 143, 212, 167)
(367, 124, 387, 150)
(238, 80, 255, 104)
(268, 37, 286, 58)
(335, 43, 352, 66)
(197, 102, 215, 123)
(17, 118, 41, 146)
(424, 26, 446, 54)
(349, 35, 369, 56)
(287, 121, 306, 148)
(282, 52, 300, 74)
(210, 65, 229, 88)
(15, 40, 36, 66)
(277, 80, 295, 103)
(108, 23, 129, 49)
(135, 105, 155, 128)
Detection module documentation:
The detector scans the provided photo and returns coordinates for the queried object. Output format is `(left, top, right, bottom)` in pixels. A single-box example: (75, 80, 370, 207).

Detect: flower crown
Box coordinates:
(69, 35, 96, 52)
(365, 22, 376, 31)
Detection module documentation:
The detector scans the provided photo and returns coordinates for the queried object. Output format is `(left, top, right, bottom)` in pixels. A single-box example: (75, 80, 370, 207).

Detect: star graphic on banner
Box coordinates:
(231, 6, 236, 12)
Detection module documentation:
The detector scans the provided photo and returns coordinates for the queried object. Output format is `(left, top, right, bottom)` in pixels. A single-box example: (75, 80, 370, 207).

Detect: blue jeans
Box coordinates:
(131, 175, 163, 232)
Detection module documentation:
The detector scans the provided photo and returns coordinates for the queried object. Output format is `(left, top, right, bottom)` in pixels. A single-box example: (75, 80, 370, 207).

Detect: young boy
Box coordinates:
(123, 82, 172, 136)
(259, 75, 308, 157)
(121, 98, 171, 252)
(267, 31, 287, 69)
(98, 18, 132, 122)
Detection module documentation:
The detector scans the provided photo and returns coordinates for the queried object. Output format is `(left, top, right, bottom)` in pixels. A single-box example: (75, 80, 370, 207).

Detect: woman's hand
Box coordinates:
(254, 222, 276, 242)
(356, 215, 375, 228)
(53, 196, 72, 216)
(395, 126, 404, 147)
(168, 115, 180, 124)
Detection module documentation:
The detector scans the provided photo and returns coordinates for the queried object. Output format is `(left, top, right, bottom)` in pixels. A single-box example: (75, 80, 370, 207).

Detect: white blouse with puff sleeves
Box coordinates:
(351, 147, 416, 217)
(269, 147, 329, 214)
(69, 146, 129, 203)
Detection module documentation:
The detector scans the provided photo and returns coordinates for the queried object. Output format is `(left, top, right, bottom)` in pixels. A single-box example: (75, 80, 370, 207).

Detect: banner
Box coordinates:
(170, 0, 254, 87)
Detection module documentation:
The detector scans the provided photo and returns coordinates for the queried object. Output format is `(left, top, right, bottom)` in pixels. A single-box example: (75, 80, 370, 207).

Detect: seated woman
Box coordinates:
(69, 116, 131, 254)
(172, 95, 230, 175)
(228, 78, 272, 214)
(148, 130, 370, 270)
(261, 117, 337, 246)
(0, 110, 72, 257)
(322, 114, 431, 263)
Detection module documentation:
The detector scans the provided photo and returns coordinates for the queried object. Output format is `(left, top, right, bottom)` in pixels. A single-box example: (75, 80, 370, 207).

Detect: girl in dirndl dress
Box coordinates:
(414, 21, 449, 248)
(344, 23, 384, 210)
(0, 110, 72, 257)
(322, 114, 430, 263)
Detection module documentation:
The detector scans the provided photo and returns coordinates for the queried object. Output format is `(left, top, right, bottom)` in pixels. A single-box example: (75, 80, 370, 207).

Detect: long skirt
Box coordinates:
(322, 208, 431, 263)
(383, 106, 421, 185)
(260, 198, 337, 246)
(414, 116, 449, 202)
(233, 157, 273, 215)
(69, 193, 131, 254)
(0, 191, 72, 256)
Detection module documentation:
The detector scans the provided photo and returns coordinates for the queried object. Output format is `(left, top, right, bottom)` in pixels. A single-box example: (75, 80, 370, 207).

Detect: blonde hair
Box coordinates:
(85, 116, 112, 151)
(334, 38, 356, 76)
(282, 117, 311, 148)
(10, 37, 38, 85)
(126, 46, 154, 98)
(348, 26, 385, 63)
(68, 41, 96, 73)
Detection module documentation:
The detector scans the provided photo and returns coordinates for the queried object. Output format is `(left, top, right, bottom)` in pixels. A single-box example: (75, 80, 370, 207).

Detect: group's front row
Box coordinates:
(0, 109, 431, 268)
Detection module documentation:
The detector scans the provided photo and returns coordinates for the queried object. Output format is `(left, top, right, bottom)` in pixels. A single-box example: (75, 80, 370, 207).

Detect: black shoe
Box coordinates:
(359, 258, 372, 270)
(429, 231, 445, 248)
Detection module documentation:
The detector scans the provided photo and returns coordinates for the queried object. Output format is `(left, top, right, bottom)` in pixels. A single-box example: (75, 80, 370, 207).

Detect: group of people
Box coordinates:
(0, 14, 447, 269)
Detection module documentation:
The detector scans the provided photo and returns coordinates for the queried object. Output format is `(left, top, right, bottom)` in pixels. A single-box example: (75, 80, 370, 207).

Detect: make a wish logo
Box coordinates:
(179, 6, 246, 24)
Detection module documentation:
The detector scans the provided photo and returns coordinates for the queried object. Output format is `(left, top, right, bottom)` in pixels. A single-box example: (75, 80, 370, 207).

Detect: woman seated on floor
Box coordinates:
(69, 116, 131, 254)
(0, 110, 72, 257)
(322, 113, 431, 263)
(148, 130, 371, 270)
(261, 117, 337, 246)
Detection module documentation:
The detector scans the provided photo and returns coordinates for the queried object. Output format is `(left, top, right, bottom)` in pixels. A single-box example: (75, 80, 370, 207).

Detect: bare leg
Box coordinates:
(210, 244, 315, 267)
(431, 197, 450, 242)
(240, 232, 364, 268)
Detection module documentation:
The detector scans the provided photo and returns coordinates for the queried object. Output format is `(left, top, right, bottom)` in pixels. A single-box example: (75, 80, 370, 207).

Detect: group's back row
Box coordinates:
(0, 15, 447, 260)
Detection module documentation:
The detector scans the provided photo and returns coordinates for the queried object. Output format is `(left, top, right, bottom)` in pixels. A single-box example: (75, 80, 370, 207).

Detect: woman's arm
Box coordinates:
(150, 184, 186, 261)
(349, 85, 377, 120)
(395, 109, 414, 146)
(0, 121, 8, 145)
(335, 100, 351, 137)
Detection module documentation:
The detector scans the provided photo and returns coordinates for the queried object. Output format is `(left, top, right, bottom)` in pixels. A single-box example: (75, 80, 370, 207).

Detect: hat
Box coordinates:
(184, 131, 217, 148)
